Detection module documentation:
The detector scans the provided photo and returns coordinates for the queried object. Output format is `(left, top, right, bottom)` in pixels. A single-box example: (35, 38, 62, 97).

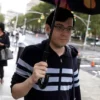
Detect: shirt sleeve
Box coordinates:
(71, 57, 81, 100)
(10, 46, 33, 90)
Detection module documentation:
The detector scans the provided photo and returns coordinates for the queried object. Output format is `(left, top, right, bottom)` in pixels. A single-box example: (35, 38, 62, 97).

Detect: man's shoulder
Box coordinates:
(67, 45, 78, 57)
(24, 40, 47, 54)
(68, 44, 77, 49)
(20, 40, 48, 64)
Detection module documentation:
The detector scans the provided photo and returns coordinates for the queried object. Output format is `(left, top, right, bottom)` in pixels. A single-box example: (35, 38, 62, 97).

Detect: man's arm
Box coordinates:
(11, 75, 35, 99)
(11, 61, 47, 99)
(73, 58, 81, 100)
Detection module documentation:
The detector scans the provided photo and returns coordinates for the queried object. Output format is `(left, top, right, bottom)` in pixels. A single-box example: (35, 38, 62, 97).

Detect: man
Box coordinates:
(11, 7, 81, 100)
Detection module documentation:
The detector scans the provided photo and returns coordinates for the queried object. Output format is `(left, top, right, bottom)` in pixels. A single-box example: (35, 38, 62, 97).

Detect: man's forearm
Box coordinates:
(12, 76, 35, 99)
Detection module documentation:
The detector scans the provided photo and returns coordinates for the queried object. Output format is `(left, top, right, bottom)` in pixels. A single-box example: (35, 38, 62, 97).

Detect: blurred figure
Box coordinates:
(11, 31, 14, 43)
(0, 22, 10, 84)
(15, 32, 19, 46)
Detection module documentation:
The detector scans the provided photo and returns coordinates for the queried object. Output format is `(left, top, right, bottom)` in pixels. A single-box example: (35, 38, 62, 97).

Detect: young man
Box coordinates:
(11, 7, 81, 100)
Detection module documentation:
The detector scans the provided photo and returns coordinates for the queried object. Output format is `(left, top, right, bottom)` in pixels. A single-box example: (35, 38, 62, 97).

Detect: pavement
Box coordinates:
(0, 46, 24, 100)
(80, 70, 100, 100)
(0, 34, 100, 100)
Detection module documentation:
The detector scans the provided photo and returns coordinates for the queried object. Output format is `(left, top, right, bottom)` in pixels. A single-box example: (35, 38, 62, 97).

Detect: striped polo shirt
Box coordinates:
(11, 39, 81, 100)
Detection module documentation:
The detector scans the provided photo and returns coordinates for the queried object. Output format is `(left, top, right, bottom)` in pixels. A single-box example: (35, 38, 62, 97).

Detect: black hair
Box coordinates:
(0, 22, 5, 32)
(46, 7, 75, 27)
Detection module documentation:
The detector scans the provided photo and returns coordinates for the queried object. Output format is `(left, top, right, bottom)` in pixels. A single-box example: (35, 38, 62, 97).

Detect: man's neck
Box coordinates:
(50, 43, 65, 56)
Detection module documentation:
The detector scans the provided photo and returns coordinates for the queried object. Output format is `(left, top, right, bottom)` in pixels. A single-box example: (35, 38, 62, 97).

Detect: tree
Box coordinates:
(17, 15, 25, 27)
(10, 14, 25, 29)
(25, 2, 54, 31)
(90, 15, 100, 36)
(74, 12, 88, 34)
(0, 14, 4, 22)
(74, 12, 100, 37)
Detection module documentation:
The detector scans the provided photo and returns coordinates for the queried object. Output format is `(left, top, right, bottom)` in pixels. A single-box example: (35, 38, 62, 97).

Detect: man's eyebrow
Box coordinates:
(55, 23, 63, 26)
(55, 24, 73, 27)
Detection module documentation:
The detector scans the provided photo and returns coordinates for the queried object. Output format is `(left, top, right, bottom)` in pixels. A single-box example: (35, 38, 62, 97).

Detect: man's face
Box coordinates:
(46, 18, 74, 48)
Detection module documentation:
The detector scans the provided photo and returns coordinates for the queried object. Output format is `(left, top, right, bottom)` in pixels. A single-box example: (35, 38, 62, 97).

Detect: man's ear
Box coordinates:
(45, 24, 51, 34)
(0, 28, 1, 32)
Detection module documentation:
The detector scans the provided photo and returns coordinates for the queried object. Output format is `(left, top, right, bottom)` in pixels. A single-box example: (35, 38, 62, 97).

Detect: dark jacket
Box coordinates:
(11, 39, 81, 100)
(0, 32, 10, 66)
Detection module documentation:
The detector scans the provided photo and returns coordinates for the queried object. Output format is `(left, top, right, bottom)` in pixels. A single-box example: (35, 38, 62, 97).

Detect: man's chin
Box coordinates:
(60, 42, 68, 46)
(58, 43, 67, 47)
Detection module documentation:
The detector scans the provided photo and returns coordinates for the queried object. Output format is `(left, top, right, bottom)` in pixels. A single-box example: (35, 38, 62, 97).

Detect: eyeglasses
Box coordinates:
(54, 24, 74, 33)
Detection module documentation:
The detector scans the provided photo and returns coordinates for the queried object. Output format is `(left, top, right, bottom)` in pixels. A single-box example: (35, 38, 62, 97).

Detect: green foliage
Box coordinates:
(74, 12, 100, 36)
(17, 15, 25, 27)
(0, 14, 4, 22)
(10, 14, 25, 27)
(25, 2, 54, 30)
(74, 12, 88, 34)
(90, 15, 100, 35)
(10, 2, 54, 31)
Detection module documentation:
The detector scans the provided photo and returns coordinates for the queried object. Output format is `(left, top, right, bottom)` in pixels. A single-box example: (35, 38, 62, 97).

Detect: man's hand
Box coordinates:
(30, 61, 48, 83)
(0, 42, 4, 46)
(11, 61, 48, 99)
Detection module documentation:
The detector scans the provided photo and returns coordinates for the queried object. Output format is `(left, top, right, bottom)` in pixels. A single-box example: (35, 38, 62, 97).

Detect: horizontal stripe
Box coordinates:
(74, 70, 78, 75)
(61, 77, 72, 82)
(49, 77, 59, 82)
(46, 68, 60, 74)
(16, 72, 28, 79)
(33, 84, 58, 91)
(48, 82, 72, 86)
(16, 67, 31, 77)
(74, 74, 78, 78)
(18, 58, 33, 72)
(74, 82, 79, 87)
(17, 64, 32, 74)
(74, 79, 79, 84)
(62, 68, 73, 74)
(33, 84, 74, 91)
(60, 85, 72, 91)
(48, 76, 78, 83)
(46, 68, 77, 76)
(74, 76, 79, 81)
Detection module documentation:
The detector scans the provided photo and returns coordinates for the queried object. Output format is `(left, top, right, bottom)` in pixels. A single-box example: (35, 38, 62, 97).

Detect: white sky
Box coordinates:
(0, 0, 32, 14)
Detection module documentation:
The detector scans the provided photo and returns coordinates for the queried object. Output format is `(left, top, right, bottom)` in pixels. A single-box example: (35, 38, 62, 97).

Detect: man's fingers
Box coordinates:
(35, 61, 48, 67)
(32, 61, 48, 83)
(39, 70, 47, 75)
(38, 74, 45, 78)
(38, 66, 47, 71)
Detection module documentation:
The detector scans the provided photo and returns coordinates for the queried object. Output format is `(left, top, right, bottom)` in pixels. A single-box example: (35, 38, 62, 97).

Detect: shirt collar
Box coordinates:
(41, 39, 71, 57)
(49, 45, 70, 57)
